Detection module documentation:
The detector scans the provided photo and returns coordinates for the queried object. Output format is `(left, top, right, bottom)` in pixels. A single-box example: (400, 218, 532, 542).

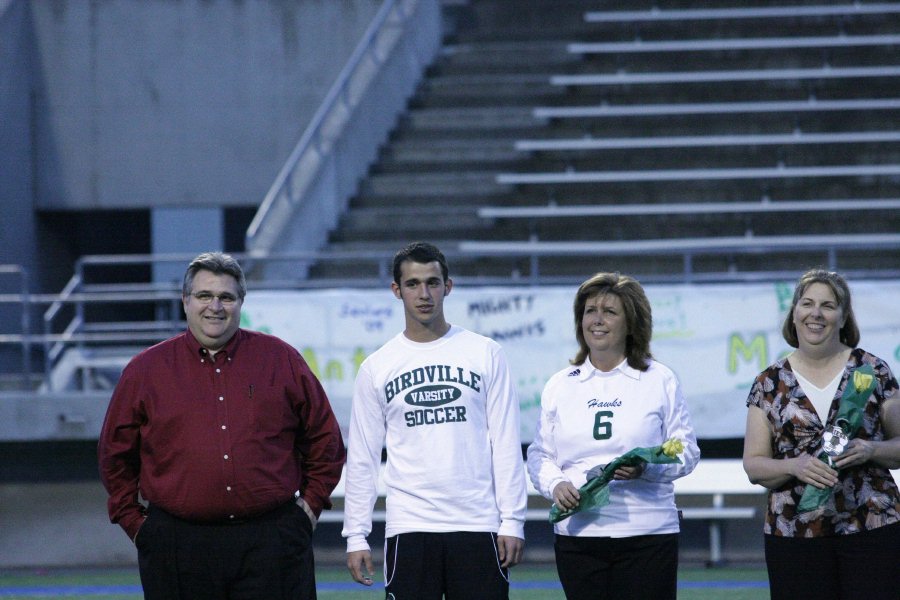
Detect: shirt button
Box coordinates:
(226, 486, 232, 492)
(229, 514, 235, 520)
(219, 396, 224, 401)
(224, 454, 229, 460)
(216, 368, 221, 373)
(221, 425, 226, 430)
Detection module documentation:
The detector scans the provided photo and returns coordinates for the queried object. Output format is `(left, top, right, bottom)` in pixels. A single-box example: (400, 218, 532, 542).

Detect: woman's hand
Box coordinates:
(612, 463, 644, 480)
(832, 438, 876, 470)
(790, 453, 839, 489)
(552, 481, 580, 511)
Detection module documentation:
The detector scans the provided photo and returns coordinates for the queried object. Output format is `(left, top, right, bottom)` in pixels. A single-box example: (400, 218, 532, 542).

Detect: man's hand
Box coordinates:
(497, 535, 524, 568)
(347, 550, 375, 586)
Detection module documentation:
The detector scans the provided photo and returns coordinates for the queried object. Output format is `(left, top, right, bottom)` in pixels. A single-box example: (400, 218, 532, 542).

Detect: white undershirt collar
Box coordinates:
(578, 357, 641, 382)
(794, 368, 844, 423)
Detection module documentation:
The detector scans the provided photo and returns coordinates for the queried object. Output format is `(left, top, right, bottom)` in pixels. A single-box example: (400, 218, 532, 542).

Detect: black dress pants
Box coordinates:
(764, 521, 900, 600)
(554, 532, 679, 600)
(137, 503, 316, 600)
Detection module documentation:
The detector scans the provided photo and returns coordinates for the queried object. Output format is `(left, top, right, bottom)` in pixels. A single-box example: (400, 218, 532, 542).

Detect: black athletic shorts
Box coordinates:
(383, 531, 509, 600)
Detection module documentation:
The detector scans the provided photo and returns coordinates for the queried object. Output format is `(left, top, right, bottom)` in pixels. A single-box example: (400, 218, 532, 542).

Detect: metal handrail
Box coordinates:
(4, 240, 900, 390)
(246, 0, 401, 244)
(458, 234, 900, 285)
(2, 251, 408, 391)
(246, 0, 439, 263)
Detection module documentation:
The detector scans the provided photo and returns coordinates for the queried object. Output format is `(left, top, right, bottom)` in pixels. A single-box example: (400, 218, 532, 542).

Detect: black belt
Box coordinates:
(148, 500, 294, 526)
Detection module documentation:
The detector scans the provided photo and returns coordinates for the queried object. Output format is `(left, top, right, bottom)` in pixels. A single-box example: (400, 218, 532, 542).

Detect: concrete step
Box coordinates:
(380, 138, 522, 167)
(479, 210, 898, 243)
(417, 74, 900, 109)
(438, 41, 576, 74)
(336, 207, 490, 235)
(452, 1, 900, 43)
(450, 1, 601, 43)
(524, 107, 900, 138)
(360, 171, 507, 197)
(561, 47, 900, 75)
(414, 74, 565, 107)
(352, 175, 894, 209)
(402, 107, 540, 131)
(441, 41, 899, 77)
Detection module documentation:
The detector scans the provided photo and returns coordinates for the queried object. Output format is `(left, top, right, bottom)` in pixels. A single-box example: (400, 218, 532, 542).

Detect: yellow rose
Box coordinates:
(661, 438, 684, 458)
(853, 370, 874, 394)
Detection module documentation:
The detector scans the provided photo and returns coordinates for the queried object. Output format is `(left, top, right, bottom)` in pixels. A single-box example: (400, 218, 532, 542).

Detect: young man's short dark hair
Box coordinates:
(392, 242, 449, 285)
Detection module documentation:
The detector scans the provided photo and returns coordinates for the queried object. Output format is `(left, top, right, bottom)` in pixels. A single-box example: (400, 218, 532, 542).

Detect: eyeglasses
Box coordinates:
(190, 291, 240, 306)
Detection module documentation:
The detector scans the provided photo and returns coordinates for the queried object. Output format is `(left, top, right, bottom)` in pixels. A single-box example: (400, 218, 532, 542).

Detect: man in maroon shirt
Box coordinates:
(98, 252, 345, 600)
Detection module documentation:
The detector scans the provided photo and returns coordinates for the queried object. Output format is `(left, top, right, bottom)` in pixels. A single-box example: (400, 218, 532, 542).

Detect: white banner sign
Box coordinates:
(241, 281, 900, 441)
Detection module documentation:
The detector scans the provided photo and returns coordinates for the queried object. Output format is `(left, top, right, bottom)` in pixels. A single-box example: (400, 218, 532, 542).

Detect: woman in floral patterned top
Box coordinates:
(743, 269, 900, 600)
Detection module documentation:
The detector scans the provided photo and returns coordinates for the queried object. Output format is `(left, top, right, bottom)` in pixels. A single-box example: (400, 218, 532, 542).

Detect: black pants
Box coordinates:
(554, 532, 679, 600)
(137, 503, 316, 600)
(384, 531, 510, 600)
(764, 520, 900, 600)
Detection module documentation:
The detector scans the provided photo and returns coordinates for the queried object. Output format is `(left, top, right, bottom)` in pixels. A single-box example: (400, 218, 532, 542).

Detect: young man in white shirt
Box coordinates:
(342, 242, 527, 599)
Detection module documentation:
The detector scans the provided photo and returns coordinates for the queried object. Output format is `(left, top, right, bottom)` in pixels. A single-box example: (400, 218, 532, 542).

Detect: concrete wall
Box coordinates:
(0, 0, 383, 372)
(0, 482, 138, 567)
(0, 481, 768, 568)
(28, 0, 382, 211)
(0, 1, 39, 375)
(0, 0, 37, 255)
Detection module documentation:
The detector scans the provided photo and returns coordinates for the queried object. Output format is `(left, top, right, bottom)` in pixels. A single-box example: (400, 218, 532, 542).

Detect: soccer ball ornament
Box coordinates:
(822, 425, 849, 458)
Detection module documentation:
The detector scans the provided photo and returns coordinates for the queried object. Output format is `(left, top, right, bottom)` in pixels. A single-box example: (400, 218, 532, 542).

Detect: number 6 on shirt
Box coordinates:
(593, 411, 613, 440)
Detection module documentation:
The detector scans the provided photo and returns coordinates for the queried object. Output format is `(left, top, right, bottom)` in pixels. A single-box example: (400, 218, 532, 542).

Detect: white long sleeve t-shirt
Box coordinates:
(527, 358, 700, 538)
(342, 326, 527, 553)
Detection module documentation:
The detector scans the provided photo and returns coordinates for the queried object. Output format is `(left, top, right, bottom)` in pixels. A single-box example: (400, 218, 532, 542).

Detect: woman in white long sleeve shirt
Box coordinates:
(527, 272, 699, 600)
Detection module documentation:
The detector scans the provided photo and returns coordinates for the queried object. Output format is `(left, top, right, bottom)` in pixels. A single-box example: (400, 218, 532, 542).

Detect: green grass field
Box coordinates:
(0, 563, 768, 599)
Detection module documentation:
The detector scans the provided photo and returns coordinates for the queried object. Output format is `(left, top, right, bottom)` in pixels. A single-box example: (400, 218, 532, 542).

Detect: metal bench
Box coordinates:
(532, 98, 900, 120)
(513, 130, 900, 153)
(323, 461, 900, 565)
(583, 4, 900, 23)
(550, 65, 900, 88)
(568, 34, 900, 55)
(323, 459, 765, 565)
(673, 459, 765, 565)
(476, 198, 900, 219)
(495, 163, 900, 185)
(458, 234, 900, 255)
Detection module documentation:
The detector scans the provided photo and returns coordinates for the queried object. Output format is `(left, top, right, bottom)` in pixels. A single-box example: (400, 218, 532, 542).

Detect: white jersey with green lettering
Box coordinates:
(342, 325, 527, 553)
(527, 358, 700, 538)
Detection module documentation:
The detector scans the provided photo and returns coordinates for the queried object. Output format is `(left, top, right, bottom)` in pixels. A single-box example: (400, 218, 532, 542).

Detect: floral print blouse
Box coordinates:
(746, 348, 900, 537)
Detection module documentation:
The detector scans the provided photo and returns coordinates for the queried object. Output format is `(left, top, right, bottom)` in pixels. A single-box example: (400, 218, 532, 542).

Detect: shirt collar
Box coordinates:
(576, 357, 642, 382)
(184, 328, 243, 361)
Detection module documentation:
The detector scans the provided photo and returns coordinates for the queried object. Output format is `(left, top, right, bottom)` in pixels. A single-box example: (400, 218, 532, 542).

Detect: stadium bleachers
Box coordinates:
(3, 0, 900, 570)
(312, 0, 900, 282)
(4, 0, 900, 396)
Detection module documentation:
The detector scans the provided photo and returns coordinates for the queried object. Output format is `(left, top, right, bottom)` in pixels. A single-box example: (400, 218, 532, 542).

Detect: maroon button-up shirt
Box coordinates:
(98, 328, 346, 540)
